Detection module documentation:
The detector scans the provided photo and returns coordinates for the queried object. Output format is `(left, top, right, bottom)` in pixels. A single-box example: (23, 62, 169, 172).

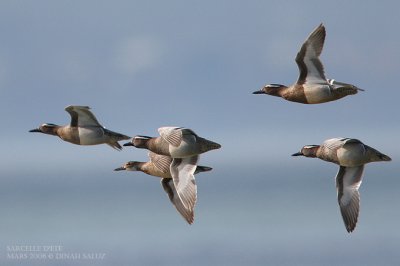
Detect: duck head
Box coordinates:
(123, 135, 152, 148)
(114, 161, 142, 171)
(29, 123, 59, 136)
(253, 84, 287, 96)
(292, 145, 320, 158)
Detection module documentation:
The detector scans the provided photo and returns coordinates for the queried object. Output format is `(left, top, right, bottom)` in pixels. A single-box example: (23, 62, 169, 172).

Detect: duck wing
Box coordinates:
(65, 105, 102, 127)
(295, 23, 327, 86)
(158, 126, 198, 147)
(158, 127, 183, 147)
(148, 152, 172, 174)
(161, 178, 194, 224)
(323, 138, 362, 151)
(170, 155, 198, 212)
(335, 165, 364, 233)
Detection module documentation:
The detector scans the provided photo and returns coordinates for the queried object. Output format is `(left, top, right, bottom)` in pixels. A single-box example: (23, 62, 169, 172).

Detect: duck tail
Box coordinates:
(107, 141, 123, 151)
(104, 128, 131, 141)
(195, 166, 213, 174)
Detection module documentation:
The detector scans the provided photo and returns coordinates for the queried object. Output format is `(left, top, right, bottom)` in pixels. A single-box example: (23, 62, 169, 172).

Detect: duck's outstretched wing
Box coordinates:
(336, 165, 364, 233)
(295, 23, 327, 85)
(170, 155, 198, 212)
(161, 178, 194, 224)
(65, 105, 102, 127)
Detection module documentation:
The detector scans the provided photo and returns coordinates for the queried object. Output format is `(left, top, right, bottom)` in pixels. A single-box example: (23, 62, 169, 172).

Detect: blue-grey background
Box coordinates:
(0, 0, 399, 265)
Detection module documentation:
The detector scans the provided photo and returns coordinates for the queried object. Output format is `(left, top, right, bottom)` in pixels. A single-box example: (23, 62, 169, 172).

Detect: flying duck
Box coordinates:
(115, 152, 212, 224)
(30, 105, 130, 150)
(253, 24, 363, 104)
(123, 127, 221, 210)
(292, 137, 391, 232)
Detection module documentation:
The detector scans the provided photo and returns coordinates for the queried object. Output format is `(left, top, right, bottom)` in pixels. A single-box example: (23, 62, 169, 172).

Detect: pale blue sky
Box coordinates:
(0, 1, 399, 265)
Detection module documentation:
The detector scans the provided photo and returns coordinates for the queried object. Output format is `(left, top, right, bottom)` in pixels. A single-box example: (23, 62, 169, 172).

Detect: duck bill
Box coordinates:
(123, 142, 134, 147)
(29, 128, 41, 133)
(114, 167, 126, 171)
(252, 90, 265, 94)
(291, 152, 303, 156)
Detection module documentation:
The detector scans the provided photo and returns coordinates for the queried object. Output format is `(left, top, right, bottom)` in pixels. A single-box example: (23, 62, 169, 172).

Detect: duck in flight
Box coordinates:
(123, 127, 221, 158)
(115, 152, 212, 224)
(29, 105, 130, 150)
(292, 137, 391, 232)
(123, 126, 221, 211)
(253, 23, 363, 104)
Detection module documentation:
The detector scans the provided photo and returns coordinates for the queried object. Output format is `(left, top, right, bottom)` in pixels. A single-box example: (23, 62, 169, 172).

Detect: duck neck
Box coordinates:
(45, 126, 62, 136)
(307, 146, 320, 158)
(136, 162, 149, 174)
(269, 86, 287, 97)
